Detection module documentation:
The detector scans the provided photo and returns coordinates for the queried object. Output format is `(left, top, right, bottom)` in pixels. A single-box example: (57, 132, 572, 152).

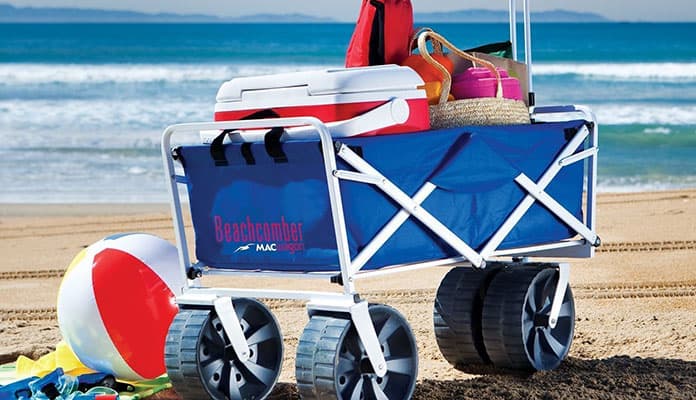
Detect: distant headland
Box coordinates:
(0, 4, 610, 23)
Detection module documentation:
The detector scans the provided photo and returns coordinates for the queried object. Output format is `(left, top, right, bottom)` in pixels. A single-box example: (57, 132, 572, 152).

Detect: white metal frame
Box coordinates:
(509, 0, 535, 103)
(160, 3, 600, 379)
(161, 106, 598, 375)
(163, 117, 385, 377)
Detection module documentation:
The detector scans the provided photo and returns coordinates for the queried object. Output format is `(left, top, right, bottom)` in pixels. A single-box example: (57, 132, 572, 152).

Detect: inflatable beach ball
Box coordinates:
(57, 233, 185, 381)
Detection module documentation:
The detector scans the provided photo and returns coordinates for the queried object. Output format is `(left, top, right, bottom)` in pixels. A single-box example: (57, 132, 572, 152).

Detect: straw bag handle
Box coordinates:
(417, 30, 503, 105)
(409, 27, 445, 55)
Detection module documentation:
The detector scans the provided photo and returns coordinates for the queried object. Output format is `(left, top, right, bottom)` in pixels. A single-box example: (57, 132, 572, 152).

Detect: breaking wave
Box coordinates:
(534, 62, 696, 83)
(2, 62, 695, 86)
(0, 63, 335, 85)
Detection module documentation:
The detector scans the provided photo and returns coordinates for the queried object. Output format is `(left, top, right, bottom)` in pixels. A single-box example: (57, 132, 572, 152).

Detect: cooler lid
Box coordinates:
(216, 65, 424, 103)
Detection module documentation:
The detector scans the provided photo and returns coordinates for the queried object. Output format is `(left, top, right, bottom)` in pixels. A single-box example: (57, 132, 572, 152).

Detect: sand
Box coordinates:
(1, 190, 696, 399)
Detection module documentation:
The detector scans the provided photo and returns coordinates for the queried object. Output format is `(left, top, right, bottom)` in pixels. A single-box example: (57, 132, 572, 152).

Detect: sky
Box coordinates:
(5, 0, 696, 22)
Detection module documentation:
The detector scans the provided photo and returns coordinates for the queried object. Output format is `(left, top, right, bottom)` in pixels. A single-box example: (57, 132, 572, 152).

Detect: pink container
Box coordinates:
(451, 67, 523, 101)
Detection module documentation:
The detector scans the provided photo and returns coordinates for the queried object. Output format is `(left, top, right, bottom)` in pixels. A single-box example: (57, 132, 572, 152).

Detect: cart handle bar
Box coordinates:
(161, 117, 336, 146)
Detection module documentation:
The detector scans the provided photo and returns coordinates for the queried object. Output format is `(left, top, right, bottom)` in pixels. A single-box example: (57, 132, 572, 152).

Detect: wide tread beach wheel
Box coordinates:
(482, 267, 575, 371)
(295, 304, 418, 400)
(165, 298, 283, 400)
(433, 266, 501, 369)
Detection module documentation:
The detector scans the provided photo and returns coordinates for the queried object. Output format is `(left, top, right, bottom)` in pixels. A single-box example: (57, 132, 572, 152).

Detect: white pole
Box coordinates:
(509, 0, 518, 61)
(523, 0, 534, 104)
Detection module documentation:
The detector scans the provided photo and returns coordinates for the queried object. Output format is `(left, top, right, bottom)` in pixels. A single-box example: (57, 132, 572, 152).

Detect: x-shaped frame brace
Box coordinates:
(334, 144, 484, 272)
(332, 123, 598, 277)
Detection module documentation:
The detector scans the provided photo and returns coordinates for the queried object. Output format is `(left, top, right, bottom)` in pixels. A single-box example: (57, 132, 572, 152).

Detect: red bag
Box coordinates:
(345, 0, 414, 67)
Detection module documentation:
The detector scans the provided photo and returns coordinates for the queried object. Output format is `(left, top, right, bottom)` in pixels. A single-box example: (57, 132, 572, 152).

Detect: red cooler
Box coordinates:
(214, 65, 429, 136)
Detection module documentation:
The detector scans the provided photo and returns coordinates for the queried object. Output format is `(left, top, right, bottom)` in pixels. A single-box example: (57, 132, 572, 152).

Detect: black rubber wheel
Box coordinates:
(165, 298, 284, 400)
(433, 266, 502, 369)
(482, 267, 575, 371)
(295, 304, 418, 400)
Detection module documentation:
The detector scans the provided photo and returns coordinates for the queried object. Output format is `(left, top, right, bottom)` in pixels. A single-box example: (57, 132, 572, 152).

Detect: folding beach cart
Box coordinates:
(160, 2, 599, 399)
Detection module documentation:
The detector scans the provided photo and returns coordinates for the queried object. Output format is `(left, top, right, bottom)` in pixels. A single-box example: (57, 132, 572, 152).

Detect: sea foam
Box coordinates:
(2, 62, 694, 85)
(534, 62, 696, 83)
(594, 104, 696, 125)
(0, 63, 333, 85)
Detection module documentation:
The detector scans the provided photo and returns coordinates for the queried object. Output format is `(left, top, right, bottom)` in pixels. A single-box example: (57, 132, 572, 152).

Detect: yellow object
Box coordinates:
(57, 247, 87, 300)
(15, 341, 94, 379)
(419, 82, 454, 105)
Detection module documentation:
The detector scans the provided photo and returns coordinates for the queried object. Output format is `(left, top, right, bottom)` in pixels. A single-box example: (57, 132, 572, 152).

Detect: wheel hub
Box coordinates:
(166, 300, 284, 400)
(359, 356, 375, 375)
(224, 343, 237, 361)
(533, 313, 549, 327)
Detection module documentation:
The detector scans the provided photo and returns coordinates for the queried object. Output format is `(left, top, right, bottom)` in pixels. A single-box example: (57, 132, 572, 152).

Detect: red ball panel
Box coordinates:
(92, 248, 178, 380)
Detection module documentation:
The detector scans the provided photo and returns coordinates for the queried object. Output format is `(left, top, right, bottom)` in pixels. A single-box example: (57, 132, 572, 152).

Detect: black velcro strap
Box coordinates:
(241, 109, 282, 164)
(240, 143, 255, 165)
(210, 109, 282, 167)
(264, 127, 288, 163)
(210, 129, 233, 166)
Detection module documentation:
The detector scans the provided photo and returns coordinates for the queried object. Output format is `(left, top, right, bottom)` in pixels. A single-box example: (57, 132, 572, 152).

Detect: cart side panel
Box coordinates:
(340, 121, 585, 269)
(178, 140, 340, 271)
(178, 120, 587, 272)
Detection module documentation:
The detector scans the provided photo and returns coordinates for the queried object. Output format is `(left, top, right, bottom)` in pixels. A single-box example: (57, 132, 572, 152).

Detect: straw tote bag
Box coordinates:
(417, 31, 531, 128)
(401, 27, 455, 104)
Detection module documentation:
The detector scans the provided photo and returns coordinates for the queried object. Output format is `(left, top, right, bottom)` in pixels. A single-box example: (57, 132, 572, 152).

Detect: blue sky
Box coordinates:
(5, 0, 696, 22)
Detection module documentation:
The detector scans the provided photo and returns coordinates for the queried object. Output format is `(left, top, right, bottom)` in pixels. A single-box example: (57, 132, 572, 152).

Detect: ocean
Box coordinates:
(1, 22, 695, 203)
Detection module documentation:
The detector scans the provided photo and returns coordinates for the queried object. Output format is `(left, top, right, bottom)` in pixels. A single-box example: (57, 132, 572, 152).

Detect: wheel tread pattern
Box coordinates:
(296, 306, 418, 400)
(483, 267, 538, 370)
(433, 266, 501, 368)
(482, 267, 574, 371)
(165, 309, 213, 400)
(296, 316, 350, 400)
(165, 301, 284, 400)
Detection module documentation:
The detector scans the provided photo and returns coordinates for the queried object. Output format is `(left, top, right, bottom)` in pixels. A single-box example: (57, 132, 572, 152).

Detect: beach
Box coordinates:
(1, 189, 695, 399)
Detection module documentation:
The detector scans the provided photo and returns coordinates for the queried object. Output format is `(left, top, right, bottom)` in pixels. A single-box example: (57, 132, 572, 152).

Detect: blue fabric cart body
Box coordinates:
(177, 120, 586, 272)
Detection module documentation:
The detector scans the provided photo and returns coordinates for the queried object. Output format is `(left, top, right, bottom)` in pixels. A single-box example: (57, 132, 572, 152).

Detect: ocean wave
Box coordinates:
(534, 62, 696, 82)
(2, 99, 695, 148)
(598, 175, 696, 193)
(643, 127, 672, 135)
(593, 104, 696, 125)
(0, 63, 334, 85)
(0, 98, 213, 148)
(2, 61, 695, 86)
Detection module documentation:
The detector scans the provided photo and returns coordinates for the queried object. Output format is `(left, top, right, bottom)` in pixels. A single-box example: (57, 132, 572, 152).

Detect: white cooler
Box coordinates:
(214, 65, 430, 136)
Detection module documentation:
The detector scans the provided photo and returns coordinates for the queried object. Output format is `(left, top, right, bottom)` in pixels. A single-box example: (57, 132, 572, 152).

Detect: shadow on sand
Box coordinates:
(266, 356, 696, 399)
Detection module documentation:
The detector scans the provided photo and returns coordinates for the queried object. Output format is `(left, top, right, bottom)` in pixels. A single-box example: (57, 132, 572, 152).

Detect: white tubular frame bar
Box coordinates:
(523, 0, 534, 95)
(162, 117, 391, 377)
(159, 1, 600, 368)
(162, 111, 598, 373)
(333, 121, 597, 273)
(162, 112, 599, 286)
(162, 118, 355, 294)
(509, 0, 518, 61)
(509, 0, 534, 99)
(335, 145, 485, 270)
(479, 123, 593, 260)
(530, 104, 600, 254)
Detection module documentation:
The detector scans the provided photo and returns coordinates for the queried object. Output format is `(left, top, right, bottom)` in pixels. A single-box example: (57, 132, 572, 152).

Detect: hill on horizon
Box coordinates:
(0, 4, 335, 23)
(0, 3, 610, 23)
(415, 9, 610, 23)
